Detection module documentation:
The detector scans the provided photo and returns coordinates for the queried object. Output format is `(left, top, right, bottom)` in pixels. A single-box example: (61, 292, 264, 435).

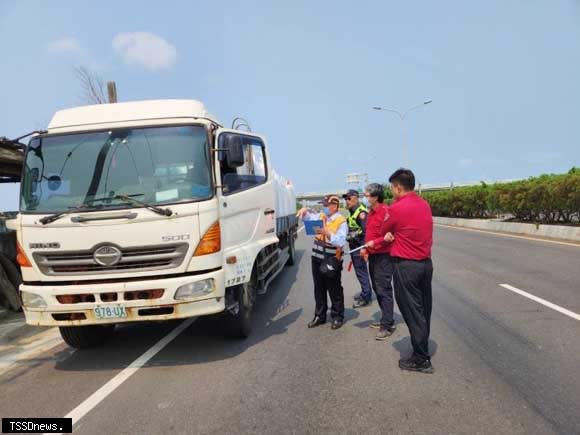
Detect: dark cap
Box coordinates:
(342, 189, 359, 199)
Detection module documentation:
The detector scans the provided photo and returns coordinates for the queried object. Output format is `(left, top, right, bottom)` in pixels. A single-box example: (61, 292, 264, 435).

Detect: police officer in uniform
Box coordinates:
(342, 189, 372, 308)
(297, 195, 348, 330)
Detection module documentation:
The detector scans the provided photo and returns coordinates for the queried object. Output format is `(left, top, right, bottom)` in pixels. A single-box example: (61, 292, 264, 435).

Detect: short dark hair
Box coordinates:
(365, 183, 384, 203)
(388, 168, 415, 191)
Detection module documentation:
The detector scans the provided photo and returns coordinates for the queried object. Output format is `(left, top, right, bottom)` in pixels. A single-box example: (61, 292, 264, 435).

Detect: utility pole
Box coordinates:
(372, 100, 432, 167)
(107, 81, 118, 103)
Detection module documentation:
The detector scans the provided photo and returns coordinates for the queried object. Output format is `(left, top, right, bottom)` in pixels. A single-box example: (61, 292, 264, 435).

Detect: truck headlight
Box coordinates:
(21, 291, 47, 308)
(174, 278, 215, 300)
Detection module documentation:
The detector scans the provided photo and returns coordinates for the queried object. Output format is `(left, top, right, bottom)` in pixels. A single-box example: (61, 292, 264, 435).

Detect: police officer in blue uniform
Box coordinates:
(342, 189, 373, 308)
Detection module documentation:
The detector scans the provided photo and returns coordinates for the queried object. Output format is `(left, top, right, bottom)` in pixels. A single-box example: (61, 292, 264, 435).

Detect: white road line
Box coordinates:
(499, 284, 580, 322)
(297, 225, 305, 234)
(51, 318, 195, 435)
(436, 223, 580, 248)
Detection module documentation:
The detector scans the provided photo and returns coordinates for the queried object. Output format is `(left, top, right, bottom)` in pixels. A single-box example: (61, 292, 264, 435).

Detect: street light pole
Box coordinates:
(372, 100, 432, 167)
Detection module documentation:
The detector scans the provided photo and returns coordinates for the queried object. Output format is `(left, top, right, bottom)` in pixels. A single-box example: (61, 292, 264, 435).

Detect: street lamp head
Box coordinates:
(424, 100, 433, 105)
(372, 106, 382, 111)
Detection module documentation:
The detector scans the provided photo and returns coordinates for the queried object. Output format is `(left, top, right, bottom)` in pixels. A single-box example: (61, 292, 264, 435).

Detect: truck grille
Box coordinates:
(33, 244, 189, 276)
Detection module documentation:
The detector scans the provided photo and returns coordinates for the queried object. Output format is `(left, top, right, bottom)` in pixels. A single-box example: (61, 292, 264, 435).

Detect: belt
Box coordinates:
(391, 256, 431, 263)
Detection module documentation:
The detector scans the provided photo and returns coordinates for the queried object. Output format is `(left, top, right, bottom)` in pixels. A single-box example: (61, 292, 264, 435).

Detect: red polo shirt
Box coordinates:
(364, 203, 391, 254)
(372, 192, 433, 260)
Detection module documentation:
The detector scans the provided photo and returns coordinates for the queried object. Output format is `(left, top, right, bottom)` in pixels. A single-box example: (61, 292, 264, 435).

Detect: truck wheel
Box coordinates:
(0, 262, 22, 312)
(225, 282, 253, 339)
(0, 254, 22, 291)
(59, 325, 115, 349)
(286, 230, 296, 266)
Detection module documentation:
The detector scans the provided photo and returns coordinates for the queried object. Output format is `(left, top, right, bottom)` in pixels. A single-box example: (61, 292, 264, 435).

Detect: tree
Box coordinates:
(74, 66, 107, 104)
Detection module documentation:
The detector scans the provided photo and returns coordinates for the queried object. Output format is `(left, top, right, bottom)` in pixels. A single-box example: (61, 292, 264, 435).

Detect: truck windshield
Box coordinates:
(20, 125, 212, 213)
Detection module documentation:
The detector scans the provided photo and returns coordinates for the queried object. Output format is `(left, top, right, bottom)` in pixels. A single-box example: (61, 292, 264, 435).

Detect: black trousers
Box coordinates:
(393, 258, 434, 361)
(311, 256, 344, 321)
(368, 253, 395, 328)
(350, 250, 373, 301)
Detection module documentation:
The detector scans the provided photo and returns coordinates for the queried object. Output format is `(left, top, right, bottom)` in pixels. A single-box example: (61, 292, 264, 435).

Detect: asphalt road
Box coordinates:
(1, 226, 579, 434)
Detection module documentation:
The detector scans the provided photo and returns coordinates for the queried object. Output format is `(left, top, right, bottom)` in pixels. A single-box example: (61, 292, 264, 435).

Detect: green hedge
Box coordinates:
(417, 168, 580, 224)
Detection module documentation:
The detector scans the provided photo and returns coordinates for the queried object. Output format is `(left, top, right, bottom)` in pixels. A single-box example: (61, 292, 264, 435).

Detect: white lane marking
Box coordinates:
(297, 226, 305, 234)
(436, 224, 580, 248)
(499, 284, 580, 322)
(0, 328, 62, 377)
(51, 318, 195, 434)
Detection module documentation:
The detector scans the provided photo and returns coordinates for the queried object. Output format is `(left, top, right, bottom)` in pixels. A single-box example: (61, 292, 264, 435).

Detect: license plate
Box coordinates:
(94, 305, 127, 320)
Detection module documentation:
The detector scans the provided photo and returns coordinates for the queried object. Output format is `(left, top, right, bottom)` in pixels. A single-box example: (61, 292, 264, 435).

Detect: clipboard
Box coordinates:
(304, 219, 324, 236)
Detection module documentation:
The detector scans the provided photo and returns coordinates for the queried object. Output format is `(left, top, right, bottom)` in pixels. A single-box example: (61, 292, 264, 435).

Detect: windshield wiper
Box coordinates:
(39, 204, 104, 225)
(39, 193, 172, 225)
(88, 193, 172, 216)
(113, 194, 173, 217)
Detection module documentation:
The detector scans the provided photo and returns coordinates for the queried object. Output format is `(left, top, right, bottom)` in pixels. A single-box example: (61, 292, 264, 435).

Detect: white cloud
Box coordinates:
(47, 38, 82, 55)
(112, 32, 177, 70)
(46, 38, 101, 70)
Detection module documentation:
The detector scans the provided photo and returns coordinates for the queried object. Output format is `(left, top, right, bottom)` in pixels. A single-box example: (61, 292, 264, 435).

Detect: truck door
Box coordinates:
(215, 130, 277, 285)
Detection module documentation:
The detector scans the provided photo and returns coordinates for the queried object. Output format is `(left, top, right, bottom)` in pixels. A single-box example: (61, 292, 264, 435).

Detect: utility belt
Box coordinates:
(312, 239, 342, 260)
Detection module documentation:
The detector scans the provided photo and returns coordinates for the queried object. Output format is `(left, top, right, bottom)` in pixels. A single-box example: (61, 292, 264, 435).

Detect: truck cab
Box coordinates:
(11, 100, 297, 347)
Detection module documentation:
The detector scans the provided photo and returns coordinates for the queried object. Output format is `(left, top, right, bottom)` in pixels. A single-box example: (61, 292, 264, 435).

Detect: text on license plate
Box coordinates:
(94, 305, 127, 319)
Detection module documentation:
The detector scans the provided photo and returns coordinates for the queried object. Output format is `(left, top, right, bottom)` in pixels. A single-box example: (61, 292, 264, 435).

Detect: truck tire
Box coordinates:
(0, 262, 22, 312)
(0, 254, 23, 293)
(59, 325, 115, 349)
(224, 282, 253, 339)
(286, 229, 296, 266)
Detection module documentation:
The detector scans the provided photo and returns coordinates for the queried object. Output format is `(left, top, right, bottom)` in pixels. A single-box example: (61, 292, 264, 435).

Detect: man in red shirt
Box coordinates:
(376, 168, 434, 373)
(360, 183, 396, 341)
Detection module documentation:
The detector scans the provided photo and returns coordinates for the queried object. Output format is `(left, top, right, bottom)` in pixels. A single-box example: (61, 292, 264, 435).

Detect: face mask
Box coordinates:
(322, 207, 330, 215)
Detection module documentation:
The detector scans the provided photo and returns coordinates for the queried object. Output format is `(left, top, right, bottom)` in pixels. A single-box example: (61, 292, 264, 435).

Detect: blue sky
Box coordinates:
(1, 1, 579, 209)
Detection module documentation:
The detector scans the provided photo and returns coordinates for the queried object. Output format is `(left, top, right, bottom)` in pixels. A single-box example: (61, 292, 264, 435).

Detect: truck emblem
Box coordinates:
(94, 245, 122, 266)
(29, 242, 61, 249)
(162, 234, 191, 242)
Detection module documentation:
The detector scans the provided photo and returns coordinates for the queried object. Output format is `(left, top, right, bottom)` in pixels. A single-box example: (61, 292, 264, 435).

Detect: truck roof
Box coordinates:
(47, 99, 220, 132)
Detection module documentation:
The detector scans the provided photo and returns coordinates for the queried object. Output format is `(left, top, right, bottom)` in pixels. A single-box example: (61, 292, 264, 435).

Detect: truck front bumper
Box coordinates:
(21, 268, 225, 327)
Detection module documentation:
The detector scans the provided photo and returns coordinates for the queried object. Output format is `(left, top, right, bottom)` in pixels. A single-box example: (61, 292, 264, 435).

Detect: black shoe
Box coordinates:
(331, 319, 344, 330)
(369, 321, 382, 329)
(398, 356, 434, 374)
(375, 326, 396, 341)
(308, 316, 326, 328)
(353, 292, 362, 301)
(353, 299, 371, 309)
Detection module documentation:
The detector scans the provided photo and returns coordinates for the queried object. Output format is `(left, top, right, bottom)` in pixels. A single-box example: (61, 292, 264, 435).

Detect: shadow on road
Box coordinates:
(54, 249, 305, 372)
(351, 311, 404, 329)
(392, 336, 438, 359)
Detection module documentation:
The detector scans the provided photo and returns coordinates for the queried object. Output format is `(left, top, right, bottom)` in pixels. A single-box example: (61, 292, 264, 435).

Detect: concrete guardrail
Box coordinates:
(434, 217, 580, 243)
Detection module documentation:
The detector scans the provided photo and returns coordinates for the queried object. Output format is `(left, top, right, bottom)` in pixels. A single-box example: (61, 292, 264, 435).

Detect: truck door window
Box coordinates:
(220, 135, 267, 195)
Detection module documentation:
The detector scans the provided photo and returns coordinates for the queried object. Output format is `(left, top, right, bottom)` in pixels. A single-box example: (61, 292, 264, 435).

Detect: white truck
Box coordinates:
(9, 100, 298, 348)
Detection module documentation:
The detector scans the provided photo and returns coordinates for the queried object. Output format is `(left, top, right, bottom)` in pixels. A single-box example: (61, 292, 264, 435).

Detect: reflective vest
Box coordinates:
(314, 213, 347, 242)
(347, 204, 368, 235)
(313, 213, 346, 259)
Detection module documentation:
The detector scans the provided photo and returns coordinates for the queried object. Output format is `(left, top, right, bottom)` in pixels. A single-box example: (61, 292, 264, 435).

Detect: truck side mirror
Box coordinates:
(223, 135, 245, 168)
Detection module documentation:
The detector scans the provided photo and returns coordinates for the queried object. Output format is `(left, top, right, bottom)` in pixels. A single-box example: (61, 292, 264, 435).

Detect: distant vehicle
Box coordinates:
(8, 100, 298, 348)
